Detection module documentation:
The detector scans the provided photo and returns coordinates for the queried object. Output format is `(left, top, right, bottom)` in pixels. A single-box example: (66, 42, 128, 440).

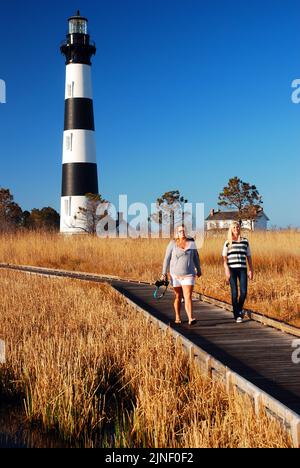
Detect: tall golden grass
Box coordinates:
(0, 270, 292, 447)
(0, 230, 299, 326)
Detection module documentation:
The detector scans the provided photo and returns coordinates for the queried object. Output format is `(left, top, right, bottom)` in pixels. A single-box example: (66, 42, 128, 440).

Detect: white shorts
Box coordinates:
(171, 275, 196, 288)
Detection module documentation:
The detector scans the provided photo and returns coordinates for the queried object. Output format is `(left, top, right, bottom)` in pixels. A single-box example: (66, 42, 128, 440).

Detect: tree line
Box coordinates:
(0, 177, 263, 234)
(77, 177, 264, 235)
(0, 188, 60, 233)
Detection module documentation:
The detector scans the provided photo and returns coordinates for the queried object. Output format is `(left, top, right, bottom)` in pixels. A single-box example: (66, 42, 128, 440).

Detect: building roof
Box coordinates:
(206, 210, 270, 222)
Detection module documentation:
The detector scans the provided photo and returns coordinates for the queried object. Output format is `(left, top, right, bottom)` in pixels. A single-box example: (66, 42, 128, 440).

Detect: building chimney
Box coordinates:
(210, 209, 215, 217)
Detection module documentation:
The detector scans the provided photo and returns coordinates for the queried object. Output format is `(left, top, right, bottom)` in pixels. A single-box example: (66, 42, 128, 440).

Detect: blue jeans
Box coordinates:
(229, 268, 248, 319)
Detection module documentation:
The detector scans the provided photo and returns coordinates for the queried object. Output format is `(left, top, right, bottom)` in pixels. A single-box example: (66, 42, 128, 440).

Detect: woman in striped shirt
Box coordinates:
(222, 221, 254, 323)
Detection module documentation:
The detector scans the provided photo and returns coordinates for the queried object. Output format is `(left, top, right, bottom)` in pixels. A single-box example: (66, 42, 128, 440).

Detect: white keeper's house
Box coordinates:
(205, 208, 270, 231)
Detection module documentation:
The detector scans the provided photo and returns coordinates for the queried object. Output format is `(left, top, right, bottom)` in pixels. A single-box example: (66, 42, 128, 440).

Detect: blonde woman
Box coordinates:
(222, 222, 254, 323)
(161, 225, 202, 325)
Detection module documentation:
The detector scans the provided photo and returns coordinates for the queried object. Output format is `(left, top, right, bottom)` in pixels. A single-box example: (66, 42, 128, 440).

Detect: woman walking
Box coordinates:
(223, 221, 253, 323)
(161, 225, 202, 325)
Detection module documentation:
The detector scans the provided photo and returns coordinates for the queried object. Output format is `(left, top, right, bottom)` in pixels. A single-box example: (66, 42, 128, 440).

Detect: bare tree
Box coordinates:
(74, 193, 109, 235)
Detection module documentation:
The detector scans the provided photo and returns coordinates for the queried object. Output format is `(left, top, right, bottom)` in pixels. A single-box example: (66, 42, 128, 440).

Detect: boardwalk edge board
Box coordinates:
(0, 263, 299, 447)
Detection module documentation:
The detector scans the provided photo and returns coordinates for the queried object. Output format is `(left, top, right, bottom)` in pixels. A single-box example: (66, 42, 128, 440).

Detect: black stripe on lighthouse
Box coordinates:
(64, 98, 95, 131)
(62, 163, 99, 197)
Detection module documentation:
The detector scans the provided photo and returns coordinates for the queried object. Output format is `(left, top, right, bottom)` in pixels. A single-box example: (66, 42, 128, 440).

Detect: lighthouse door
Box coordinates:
(64, 198, 72, 217)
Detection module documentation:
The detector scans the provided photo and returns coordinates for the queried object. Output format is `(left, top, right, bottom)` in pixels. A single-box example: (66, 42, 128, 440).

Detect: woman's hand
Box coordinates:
(197, 271, 202, 278)
(225, 268, 231, 284)
(161, 274, 167, 282)
(248, 270, 254, 281)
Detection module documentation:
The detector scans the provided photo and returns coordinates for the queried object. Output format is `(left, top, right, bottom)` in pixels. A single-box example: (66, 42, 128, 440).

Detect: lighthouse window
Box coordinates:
(66, 133, 73, 151)
(67, 82, 75, 98)
(69, 19, 88, 35)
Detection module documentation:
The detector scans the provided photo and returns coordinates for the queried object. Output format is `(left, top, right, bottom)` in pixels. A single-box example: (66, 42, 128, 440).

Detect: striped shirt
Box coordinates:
(222, 238, 251, 269)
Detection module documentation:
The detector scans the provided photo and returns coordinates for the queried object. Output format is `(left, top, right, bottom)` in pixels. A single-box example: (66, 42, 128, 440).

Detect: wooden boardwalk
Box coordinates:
(111, 280, 300, 416)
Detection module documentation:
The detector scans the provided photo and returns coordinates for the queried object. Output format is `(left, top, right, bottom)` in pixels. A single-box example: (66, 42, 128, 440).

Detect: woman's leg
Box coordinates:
(229, 269, 239, 319)
(174, 287, 183, 322)
(238, 269, 248, 315)
(182, 285, 195, 323)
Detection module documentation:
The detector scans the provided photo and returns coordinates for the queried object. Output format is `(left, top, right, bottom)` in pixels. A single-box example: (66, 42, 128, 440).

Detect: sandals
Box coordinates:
(189, 319, 197, 326)
(174, 319, 197, 326)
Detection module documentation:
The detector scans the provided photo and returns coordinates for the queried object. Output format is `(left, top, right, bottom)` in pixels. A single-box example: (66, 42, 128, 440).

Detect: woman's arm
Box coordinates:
(247, 256, 254, 280)
(223, 257, 231, 283)
(162, 241, 175, 277)
(222, 242, 231, 282)
(247, 242, 253, 280)
(193, 246, 202, 277)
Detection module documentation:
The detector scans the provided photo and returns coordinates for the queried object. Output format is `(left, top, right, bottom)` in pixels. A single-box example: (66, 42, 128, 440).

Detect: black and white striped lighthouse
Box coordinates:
(60, 11, 99, 234)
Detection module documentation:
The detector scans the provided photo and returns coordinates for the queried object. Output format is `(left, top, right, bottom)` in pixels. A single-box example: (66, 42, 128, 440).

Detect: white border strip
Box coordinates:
(0, 339, 5, 364)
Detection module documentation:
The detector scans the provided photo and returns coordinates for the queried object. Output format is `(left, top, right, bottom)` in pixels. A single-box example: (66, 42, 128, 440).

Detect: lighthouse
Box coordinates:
(60, 11, 99, 234)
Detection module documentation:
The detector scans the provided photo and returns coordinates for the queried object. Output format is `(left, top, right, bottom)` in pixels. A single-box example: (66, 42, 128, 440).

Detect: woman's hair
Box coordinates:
(174, 225, 194, 244)
(227, 221, 241, 247)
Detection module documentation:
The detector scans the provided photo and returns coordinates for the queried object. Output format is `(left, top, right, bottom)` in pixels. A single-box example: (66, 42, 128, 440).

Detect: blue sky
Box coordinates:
(0, 0, 299, 227)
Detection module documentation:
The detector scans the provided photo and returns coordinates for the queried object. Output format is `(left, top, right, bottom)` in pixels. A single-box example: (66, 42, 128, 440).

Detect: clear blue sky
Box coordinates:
(0, 0, 299, 227)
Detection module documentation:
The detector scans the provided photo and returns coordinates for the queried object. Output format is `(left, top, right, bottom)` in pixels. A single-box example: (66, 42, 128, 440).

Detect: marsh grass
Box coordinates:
(0, 270, 292, 448)
(0, 230, 299, 326)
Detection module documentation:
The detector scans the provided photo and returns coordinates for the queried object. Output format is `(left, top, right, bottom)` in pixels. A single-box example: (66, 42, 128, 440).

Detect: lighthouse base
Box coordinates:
(60, 195, 92, 234)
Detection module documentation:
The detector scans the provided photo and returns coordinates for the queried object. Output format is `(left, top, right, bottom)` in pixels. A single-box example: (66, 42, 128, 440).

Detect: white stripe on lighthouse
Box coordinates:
(65, 64, 93, 100)
(63, 130, 96, 164)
